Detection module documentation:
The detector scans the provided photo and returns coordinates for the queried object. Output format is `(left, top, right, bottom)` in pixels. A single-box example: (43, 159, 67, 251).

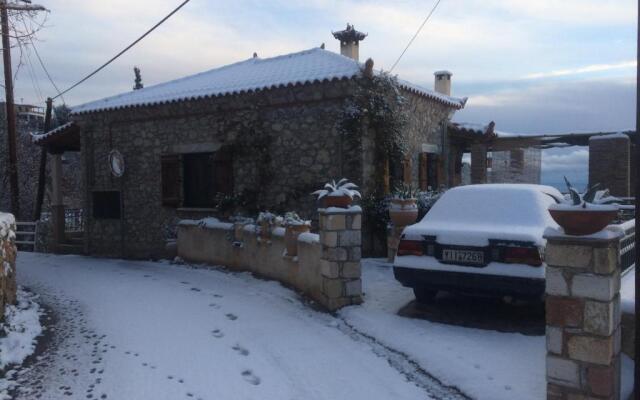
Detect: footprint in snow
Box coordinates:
(180, 281, 190, 285)
(241, 370, 261, 385)
(208, 303, 221, 309)
(212, 293, 223, 298)
(232, 344, 249, 356)
(226, 313, 238, 321)
(190, 288, 201, 292)
(211, 329, 224, 338)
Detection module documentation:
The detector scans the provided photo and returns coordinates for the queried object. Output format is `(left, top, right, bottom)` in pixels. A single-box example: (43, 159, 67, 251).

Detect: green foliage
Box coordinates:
(339, 73, 409, 165)
(563, 176, 620, 206)
(392, 183, 419, 200)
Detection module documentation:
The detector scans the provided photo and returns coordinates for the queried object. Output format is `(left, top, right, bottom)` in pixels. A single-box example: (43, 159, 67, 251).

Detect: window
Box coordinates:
(92, 191, 121, 219)
(161, 150, 233, 208)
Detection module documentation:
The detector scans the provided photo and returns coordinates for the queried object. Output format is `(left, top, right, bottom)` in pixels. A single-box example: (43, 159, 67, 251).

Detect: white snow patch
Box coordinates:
(0, 288, 42, 369)
(621, 268, 635, 315)
(297, 232, 319, 244)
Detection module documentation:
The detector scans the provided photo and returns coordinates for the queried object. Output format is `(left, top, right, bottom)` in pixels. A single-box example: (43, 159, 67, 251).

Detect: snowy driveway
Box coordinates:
(13, 252, 460, 400)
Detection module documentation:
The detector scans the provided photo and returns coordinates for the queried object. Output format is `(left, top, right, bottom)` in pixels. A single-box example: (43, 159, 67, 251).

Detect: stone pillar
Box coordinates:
(319, 207, 363, 311)
(589, 135, 630, 197)
(470, 143, 488, 184)
(544, 231, 623, 400)
(50, 153, 65, 250)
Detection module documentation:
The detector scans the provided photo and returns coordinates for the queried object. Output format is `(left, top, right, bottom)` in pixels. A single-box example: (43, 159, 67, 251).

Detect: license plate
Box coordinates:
(442, 249, 484, 265)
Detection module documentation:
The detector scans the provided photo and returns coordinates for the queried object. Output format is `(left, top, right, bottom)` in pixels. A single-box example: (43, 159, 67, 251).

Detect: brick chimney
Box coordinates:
(332, 24, 367, 61)
(434, 70, 452, 96)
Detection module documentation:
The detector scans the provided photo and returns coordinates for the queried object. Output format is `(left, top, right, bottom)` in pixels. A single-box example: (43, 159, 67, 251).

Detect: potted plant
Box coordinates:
(389, 183, 419, 226)
(312, 178, 361, 208)
(548, 177, 620, 236)
(256, 211, 282, 241)
(283, 212, 310, 257)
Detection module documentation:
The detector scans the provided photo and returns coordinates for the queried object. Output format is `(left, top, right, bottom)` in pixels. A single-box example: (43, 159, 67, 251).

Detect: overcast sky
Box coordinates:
(10, 0, 638, 188)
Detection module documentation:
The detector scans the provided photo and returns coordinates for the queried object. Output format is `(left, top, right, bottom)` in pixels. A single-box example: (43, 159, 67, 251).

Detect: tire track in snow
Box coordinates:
(336, 318, 472, 400)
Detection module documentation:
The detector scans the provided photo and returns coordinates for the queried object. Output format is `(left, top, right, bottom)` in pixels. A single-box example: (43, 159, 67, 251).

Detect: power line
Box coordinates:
(22, 18, 65, 102)
(53, 0, 191, 100)
(389, 0, 444, 73)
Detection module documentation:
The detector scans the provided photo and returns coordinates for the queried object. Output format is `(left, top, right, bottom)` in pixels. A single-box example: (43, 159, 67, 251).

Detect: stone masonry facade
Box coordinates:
(545, 232, 622, 400)
(74, 77, 454, 259)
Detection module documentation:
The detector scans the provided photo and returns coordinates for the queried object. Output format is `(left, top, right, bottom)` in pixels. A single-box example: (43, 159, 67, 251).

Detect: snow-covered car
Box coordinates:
(393, 184, 563, 302)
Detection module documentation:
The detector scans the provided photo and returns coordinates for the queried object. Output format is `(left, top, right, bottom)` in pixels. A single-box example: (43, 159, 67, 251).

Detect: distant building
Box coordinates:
(0, 103, 44, 220)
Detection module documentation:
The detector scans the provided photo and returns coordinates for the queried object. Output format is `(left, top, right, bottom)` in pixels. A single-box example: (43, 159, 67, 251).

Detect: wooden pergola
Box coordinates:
(31, 122, 81, 252)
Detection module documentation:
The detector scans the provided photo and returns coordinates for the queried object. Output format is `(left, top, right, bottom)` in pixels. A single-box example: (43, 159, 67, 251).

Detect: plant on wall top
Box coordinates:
(283, 212, 310, 227)
(558, 177, 620, 208)
(311, 178, 362, 200)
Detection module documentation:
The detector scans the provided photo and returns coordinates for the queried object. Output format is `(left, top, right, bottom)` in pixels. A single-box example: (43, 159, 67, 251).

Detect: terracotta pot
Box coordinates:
(548, 208, 618, 236)
(323, 195, 353, 209)
(389, 198, 419, 227)
(259, 220, 272, 240)
(284, 224, 310, 256)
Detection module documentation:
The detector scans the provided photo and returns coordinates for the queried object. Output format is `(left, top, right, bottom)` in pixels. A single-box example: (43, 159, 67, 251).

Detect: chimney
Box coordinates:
(332, 24, 367, 61)
(434, 70, 452, 96)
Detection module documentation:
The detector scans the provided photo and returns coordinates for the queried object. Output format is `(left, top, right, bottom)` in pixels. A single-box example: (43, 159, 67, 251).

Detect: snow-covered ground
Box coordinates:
(10, 253, 634, 399)
(14, 253, 438, 400)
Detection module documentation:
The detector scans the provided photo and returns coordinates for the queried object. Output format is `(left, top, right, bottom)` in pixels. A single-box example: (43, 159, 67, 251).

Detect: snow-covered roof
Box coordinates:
(72, 48, 466, 115)
(31, 121, 75, 144)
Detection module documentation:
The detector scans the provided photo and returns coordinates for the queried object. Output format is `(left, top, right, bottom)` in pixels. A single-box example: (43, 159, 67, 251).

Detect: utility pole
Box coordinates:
(33, 96, 51, 221)
(1, 1, 19, 216)
(0, 0, 45, 217)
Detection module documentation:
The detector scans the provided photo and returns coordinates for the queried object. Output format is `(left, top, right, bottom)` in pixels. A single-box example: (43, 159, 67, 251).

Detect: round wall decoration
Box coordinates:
(109, 150, 125, 177)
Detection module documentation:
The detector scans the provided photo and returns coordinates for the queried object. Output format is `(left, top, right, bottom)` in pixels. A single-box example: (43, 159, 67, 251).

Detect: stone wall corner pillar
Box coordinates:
(544, 231, 623, 400)
(318, 207, 363, 311)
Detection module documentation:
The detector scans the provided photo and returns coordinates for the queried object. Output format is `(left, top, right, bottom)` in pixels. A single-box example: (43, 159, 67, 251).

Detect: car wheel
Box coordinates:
(413, 287, 437, 304)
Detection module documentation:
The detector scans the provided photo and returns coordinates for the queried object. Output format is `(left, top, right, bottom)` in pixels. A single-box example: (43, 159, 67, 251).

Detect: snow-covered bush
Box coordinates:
(416, 188, 446, 219)
(257, 212, 283, 226)
(283, 212, 310, 227)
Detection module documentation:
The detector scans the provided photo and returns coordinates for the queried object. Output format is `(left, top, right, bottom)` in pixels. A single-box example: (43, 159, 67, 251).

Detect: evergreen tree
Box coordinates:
(133, 66, 144, 90)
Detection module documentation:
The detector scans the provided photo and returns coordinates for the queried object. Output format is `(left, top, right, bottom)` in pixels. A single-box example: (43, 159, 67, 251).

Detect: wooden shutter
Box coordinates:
(161, 154, 181, 207)
(419, 153, 428, 190)
(213, 151, 233, 195)
(402, 155, 412, 183)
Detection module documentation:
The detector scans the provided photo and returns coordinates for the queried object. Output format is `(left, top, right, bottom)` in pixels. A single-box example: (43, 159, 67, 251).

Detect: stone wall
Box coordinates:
(76, 79, 358, 258)
(176, 207, 363, 311)
(544, 229, 623, 400)
(589, 135, 631, 197)
(0, 213, 18, 319)
(0, 112, 44, 220)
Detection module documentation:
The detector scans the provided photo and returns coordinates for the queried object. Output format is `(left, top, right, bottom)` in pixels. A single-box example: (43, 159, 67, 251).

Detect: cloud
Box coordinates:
(523, 60, 636, 80)
(454, 77, 636, 134)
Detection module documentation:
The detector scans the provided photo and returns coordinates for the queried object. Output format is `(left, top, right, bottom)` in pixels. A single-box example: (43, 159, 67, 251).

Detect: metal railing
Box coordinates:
(64, 208, 84, 233)
(610, 219, 636, 272)
(40, 208, 85, 233)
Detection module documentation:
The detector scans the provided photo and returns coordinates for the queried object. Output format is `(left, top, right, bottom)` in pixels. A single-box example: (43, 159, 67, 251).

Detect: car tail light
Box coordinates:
(397, 240, 423, 256)
(503, 247, 542, 266)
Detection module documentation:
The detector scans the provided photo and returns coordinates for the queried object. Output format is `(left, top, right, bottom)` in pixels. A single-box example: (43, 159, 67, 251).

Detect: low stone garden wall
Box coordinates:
(0, 213, 18, 318)
(177, 208, 363, 311)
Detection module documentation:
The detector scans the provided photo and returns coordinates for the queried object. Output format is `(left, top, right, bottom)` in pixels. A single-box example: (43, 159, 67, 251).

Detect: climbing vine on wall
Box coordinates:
(339, 72, 409, 192)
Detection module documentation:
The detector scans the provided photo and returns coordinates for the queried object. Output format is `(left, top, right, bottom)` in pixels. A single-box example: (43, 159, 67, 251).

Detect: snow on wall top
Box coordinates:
(0, 213, 15, 242)
(72, 48, 466, 114)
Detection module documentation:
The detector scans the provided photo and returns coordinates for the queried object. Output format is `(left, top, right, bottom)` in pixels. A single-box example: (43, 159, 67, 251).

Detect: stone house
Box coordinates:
(34, 26, 467, 259)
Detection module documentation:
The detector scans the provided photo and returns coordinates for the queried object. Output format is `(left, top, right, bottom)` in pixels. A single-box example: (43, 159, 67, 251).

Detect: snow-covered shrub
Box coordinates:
(283, 212, 310, 227)
(257, 212, 283, 226)
(416, 188, 446, 219)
